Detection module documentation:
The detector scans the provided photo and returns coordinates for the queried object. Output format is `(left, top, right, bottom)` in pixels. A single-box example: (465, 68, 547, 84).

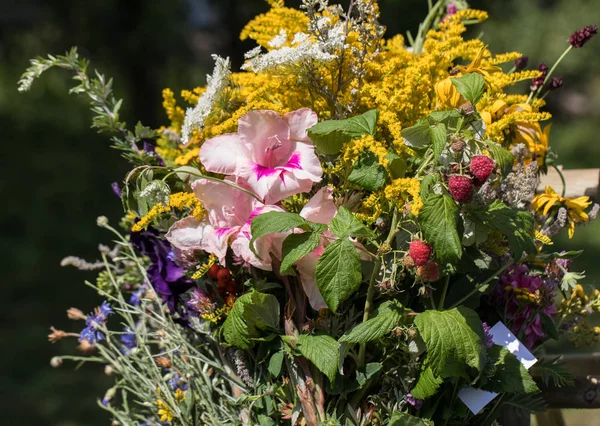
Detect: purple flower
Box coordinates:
(120, 326, 137, 355)
(111, 182, 122, 199)
(186, 287, 216, 316)
(129, 287, 145, 306)
(406, 393, 423, 409)
(167, 373, 189, 391)
(490, 265, 557, 348)
(482, 322, 493, 348)
(447, 3, 457, 15)
(530, 63, 549, 92)
(569, 24, 598, 48)
(79, 302, 112, 344)
(514, 55, 528, 71)
(141, 141, 165, 166)
(130, 227, 193, 312)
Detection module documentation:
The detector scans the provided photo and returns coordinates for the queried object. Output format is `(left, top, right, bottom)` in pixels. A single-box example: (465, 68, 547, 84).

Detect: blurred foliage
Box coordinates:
(0, 0, 597, 425)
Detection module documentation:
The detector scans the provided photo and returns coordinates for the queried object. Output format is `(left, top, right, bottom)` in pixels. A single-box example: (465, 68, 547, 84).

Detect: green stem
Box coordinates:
(449, 261, 514, 309)
(438, 275, 450, 310)
(413, 1, 444, 54)
(530, 45, 573, 102)
(357, 209, 400, 366)
(551, 164, 567, 197)
(415, 150, 435, 178)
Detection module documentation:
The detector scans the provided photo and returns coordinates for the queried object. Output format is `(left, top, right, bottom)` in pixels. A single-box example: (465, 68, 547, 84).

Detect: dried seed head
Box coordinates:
(50, 356, 63, 368)
(48, 326, 67, 343)
(450, 139, 466, 152)
(67, 307, 86, 321)
(155, 356, 172, 368)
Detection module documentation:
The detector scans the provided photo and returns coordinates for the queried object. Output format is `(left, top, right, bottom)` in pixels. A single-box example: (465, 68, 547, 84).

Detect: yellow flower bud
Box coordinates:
(435, 78, 462, 108)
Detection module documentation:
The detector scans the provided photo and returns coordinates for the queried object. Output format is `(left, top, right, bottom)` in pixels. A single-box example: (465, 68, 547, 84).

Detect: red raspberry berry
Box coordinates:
(216, 268, 231, 283)
(417, 261, 440, 282)
(448, 175, 473, 202)
(469, 155, 495, 182)
(207, 264, 220, 280)
(409, 240, 432, 267)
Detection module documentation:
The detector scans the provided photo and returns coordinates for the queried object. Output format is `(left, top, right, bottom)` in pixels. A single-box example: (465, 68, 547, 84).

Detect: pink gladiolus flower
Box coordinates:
(165, 178, 283, 269)
(199, 108, 322, 204)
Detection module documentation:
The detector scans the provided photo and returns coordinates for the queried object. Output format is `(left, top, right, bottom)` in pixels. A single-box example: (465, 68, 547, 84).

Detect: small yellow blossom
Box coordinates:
(532, 186, 592, 238)
(384, 178, 422, 216)
(131, 192, 205, 232)
(157, 399, 173, 422)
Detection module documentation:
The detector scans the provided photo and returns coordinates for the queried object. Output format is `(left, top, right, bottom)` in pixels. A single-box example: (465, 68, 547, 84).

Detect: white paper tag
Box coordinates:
(458, 321, 537, 414)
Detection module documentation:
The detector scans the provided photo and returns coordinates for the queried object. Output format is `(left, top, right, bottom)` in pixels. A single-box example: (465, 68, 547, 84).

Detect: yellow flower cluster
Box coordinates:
(240, 7, 308, 48)
(191, 254, 217, 279)
(384, 178, 422, 216)
(157, 399, 173, 422)
(131, 192, 205, 232)
(201, 295, 236, 323)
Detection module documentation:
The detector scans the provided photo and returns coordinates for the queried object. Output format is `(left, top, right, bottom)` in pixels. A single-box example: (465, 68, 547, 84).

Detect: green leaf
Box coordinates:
(329, 206, 374, 239)
(419, 193, 462, 265)
(402, 119, 431, 149)
(466, 200, 536, 259)
(250, 211, 307, 251)
(295, 334, 340, 383)
(356, 362, 383, 388)
(531, 357, 574, 388)
(482, 346, 539, 394)
(389, 411, 434, 426)
(348, 151, 387, 191)
(502, 392, 547, 414)
(451, 73, 485, 105)
(280, 232, 321, 275)
(430, 122, 447, 161)
(411, 364, 443, 399)
(414, 307, 486, 377)
(486, 141, 514, 177)
(419, 174, 442, 201)
(315, 239, 362, 313)
(340, 302, 404, 344)
(428, 109, 463, 127)
(307, 110, 378, 155)
(386, 152, 407, 178)
(222, 290, 280, 349)
(268, 350, 284, 377)
(539, 313, 559, 341)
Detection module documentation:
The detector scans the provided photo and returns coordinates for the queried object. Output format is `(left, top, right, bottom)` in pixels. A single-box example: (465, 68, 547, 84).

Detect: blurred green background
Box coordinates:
(1, 0, 598, 425)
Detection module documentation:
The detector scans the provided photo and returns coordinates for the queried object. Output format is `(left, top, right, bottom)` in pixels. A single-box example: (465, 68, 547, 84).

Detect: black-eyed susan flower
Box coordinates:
(532, 186, 592, 237)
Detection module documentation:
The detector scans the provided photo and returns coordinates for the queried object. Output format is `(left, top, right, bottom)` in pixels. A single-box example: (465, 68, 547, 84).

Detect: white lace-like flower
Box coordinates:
(181, 55, 231, 145)
(268, 29, 288, 48)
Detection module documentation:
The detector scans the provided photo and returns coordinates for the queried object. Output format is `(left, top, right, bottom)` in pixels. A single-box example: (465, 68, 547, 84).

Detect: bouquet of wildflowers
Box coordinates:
(23, 1, 600, 424)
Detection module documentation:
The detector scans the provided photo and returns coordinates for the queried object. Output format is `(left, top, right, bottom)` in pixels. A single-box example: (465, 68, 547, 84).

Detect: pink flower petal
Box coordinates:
(165, 217, 207, 251)
(296, 251, 328, 310)
(300, 186, 337, 224)
(283, 108, 319, 143)
(290, 141, 322, 182)
(238, 110, 292, 168)
(199, 133, 247, 175)
(231, 233, 273, 271)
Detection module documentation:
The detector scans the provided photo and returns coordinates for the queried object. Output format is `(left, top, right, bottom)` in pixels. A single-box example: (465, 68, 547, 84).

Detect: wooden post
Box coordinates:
(538, 167, 600, 199)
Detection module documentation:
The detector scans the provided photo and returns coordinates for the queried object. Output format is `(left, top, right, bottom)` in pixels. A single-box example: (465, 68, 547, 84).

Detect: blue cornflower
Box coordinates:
(120, 326, 137, 355)
(79, 301, 112, 344)
(167, 373, 188, 391)
(130, 287, 145, 306)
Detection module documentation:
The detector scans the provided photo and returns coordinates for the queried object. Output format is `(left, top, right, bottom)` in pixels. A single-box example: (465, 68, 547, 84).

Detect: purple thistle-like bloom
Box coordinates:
(514, 55, 528, 71)
(130, 227, 193, 312)
(569, 24, 598, 48)
(79, 302, 112, 344)
(406, 393, 423, 409)
(482, 322, 494, 348)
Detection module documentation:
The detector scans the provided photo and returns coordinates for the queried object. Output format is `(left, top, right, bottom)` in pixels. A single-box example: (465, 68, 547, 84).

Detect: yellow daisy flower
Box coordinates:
(157, 399, 173, 423)
(532, 186, 592, 238)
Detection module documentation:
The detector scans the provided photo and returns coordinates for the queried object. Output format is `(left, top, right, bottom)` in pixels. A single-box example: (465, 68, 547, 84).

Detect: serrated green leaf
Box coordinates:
(411, 364, 443, 399)
(386, 152, 407, 178)
(531, 358, 574, 388)
(222, 291, 280, 349)
(486, 141, 514, 177)
(402, 119, 431, 149)
(428, 109, 463, 125)
(430, 122, 447, 161)
(356, 362, 383, 388)
(502, 392, 547, 414)
(307, 110, 378, 155)
(482, 346, 539, 394)
(389, 411, 434, 426)
(539, 313, 559, 341)
(451, 73, 485, 105)
(340, 303, 404, 344)
(295, 334, 340, 383)
(419, 173, 442, 201)
(466, 200, 536, 259)
(315, 239, 362, 313)
(415, 307, 486, 377)
(268, 350, 284, 377)
(329, 207, 374, 239)
(250, 211, 307, 251)
(348, 151, 387, 191)
(419, 193, 462, 265)
(280, 232, 321, 275)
